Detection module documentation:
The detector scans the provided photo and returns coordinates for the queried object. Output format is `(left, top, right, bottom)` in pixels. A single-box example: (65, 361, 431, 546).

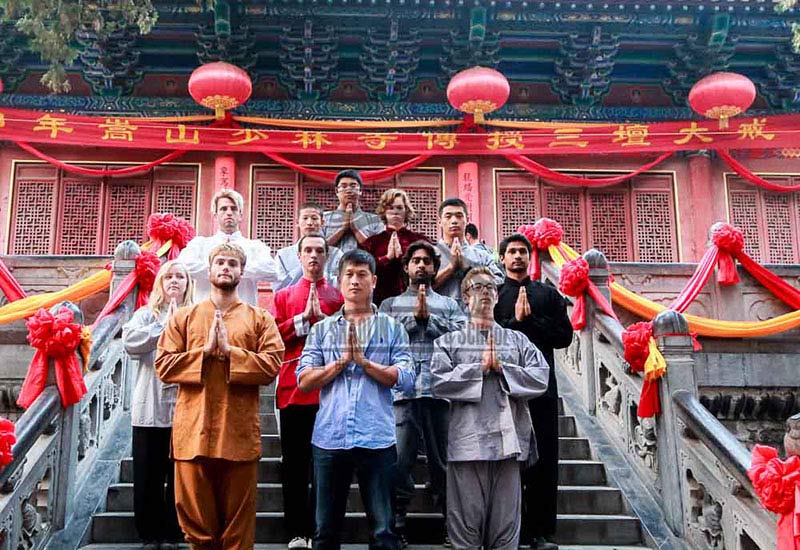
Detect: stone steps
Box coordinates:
(118, 457, 608, 486)
(106, 483, 624, 515)
(89, 512, 645, 546)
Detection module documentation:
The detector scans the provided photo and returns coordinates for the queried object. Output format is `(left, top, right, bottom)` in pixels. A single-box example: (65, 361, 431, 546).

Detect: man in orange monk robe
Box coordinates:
(156, 242, 285, 550)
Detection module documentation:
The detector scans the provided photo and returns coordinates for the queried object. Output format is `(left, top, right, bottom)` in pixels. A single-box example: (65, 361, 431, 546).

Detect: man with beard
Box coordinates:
(179, 189, 277, 305)
(273, 232, 344, 550)
(322, 170, 384, 253)
(378, 241, 466, 546)
(297, 249, 415, 550)
(431, 267, 549, 550)
(275, 202, 344, 291)
(494, 234, 573, 550)
(433, 198, 503, 305)
(156, 242, 285, 550)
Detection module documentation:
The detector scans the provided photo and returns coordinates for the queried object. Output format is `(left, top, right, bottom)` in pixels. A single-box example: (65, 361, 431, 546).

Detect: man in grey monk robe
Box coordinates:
(431, 266, 550, 550)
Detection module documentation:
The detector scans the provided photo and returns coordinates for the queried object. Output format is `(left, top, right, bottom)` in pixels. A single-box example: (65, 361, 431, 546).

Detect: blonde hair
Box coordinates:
(210, 189, 244, 214)
(460, 266, 496, 297)
(150, 260, 195, 316)
(375, 188, 416, 223)
(208, 242, 247, 268)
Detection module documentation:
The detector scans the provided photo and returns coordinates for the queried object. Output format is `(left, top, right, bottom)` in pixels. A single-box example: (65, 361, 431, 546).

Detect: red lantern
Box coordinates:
(688, 72, 756, 129)
(188, 62, 252, 119)
(447, 66, 510, 124)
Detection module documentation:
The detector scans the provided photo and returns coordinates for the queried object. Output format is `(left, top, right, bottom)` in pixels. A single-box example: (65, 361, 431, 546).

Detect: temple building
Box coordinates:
(0, 1, 798, 549)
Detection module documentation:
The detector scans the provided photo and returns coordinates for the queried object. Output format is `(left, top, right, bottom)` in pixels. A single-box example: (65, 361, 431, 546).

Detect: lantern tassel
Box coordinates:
(719, 116, 729, 129)
(474, 109, 485, 124)
(214, 106, 225, 120)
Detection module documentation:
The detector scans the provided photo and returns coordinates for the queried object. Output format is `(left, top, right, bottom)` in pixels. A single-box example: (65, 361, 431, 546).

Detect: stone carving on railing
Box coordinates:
(0, 240, 139, 549)
(542, 245, 783, 549)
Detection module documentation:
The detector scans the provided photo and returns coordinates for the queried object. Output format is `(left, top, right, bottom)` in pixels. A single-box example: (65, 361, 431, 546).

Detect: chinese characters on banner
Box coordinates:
(0, 107, 795, 155)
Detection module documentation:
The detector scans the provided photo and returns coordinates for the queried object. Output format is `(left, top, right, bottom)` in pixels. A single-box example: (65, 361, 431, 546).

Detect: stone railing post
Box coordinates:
(652, 309, 698, 537)
(49, 301, 84, 530)
(111, 240, 140, 412)
(581, 248, 610, 415)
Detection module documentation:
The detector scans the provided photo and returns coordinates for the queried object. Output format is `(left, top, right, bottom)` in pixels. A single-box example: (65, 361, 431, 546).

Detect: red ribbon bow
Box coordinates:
(749, 445, 800, 550)
(147, 213, 196, 261)
(621, 321, 661, 417)
(558, 257, 618, 331)
(18, 307, 88, 409)
(711, 223, 745, 286)
(518, 218, 564, 281)
(0, 418, 16, 468)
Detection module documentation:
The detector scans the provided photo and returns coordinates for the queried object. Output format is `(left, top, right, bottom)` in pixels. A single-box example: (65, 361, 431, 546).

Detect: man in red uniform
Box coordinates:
(273, 232, 344, 550)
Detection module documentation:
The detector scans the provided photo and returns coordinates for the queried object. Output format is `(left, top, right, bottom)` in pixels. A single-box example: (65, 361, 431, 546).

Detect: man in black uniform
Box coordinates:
(494, 233, 574, 550)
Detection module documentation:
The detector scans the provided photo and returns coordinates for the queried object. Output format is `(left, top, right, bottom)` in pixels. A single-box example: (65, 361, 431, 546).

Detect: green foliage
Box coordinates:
(0, 0, 158, 93)
(776, 0, 800, 52)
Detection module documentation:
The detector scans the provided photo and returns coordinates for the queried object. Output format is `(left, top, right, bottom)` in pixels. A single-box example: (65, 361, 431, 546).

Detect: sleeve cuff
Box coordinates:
(294, 314, 310, 336)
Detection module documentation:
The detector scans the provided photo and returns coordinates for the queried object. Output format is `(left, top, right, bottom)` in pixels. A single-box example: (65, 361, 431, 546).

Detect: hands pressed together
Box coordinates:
(203, 310, 231, 361)
(481, 332, 502, 374)
(514, 287, 532, 322)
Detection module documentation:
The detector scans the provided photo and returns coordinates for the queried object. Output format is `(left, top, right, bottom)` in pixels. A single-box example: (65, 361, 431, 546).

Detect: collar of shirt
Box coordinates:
(298, 277, 330, 291)
(503, 276, 531, 288)
(214, 230, 243, 241)
(331, 303, 379, 348)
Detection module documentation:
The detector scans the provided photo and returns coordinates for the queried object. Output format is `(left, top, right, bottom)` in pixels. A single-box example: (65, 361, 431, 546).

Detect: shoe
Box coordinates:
(530, 536, 558, 550)
(142, 543, 160, 550)
(442, 534, 452, 547)
(288, 536, 312, 550)
(159, 543, 179, 550)
(398, 533, 409, 549)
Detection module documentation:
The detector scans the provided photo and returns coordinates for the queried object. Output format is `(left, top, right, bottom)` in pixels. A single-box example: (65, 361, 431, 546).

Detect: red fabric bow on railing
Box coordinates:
(558, 257, 618, 330)
(147, 213, 196, 261)
(17, 307, 90, 409)
(92, 250, 162, 328)
(749, 445, 800, 550)
(519, 218, 564, 281)
(621, 322, 661, 417)
(0, 418, 15, 468)
(0, 258, 26, 303)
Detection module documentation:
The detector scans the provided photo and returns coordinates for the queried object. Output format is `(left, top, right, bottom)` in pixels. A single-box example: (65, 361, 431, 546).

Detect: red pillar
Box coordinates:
(214, 156, 235, 192)
(685, 151, 715, 261)
(457, 161, 480, 225)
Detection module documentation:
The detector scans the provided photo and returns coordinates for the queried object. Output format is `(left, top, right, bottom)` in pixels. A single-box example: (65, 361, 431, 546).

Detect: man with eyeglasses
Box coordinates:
(431, 267, 549, 550)
(322, 170, 384, 253)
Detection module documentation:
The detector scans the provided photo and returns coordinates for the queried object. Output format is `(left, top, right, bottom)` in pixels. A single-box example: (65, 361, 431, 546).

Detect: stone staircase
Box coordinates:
(80, 387, 653, 550)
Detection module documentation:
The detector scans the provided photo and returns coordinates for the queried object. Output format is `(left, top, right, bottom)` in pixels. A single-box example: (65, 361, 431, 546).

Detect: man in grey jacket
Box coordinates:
(431, 266, 549, 550)
(379, 240, 466, 545)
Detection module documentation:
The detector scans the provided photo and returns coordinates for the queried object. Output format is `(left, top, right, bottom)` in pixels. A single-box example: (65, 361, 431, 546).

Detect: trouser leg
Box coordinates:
(393, 401, 419, 535)
(133, 426, 166, 542)
(217, 459, 259, 550)
(484, 459, 522, 550)
(313, 446, 354, 550)
(280, 405, 319, 539)
(174, 458, 221, 550)
(523, 393, 559, 539)
(355, 446, 399, 550)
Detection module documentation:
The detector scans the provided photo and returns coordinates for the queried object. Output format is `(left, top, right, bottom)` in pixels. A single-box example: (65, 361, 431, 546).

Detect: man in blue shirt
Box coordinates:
(297, 249, 415, 550)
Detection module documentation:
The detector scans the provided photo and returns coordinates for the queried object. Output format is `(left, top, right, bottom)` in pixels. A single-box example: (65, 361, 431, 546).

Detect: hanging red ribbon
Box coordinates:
(0, 258, 26, 302)
(15, 142, 187, 178)
(0, 418, 15, 468)
(146, 213, 196, 261)
(558, 257, 618, 330)
(92, 250, 162, 328)
(262, 151, 433, 183)
(18, 307, 88, 409)
(711, 223, 745, 285)
(621, 321, 661, 417)
(504, 152, 674, 188)
(718, 150, 800, 193)
(749, 445, 800, 550)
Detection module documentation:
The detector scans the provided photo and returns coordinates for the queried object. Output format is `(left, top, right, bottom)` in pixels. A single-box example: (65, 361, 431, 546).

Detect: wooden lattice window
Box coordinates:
(727, 175, 800, 264)
(251, 166, 444, 252)
(495, 170, 678, 262)
(8, 163, 199, 255)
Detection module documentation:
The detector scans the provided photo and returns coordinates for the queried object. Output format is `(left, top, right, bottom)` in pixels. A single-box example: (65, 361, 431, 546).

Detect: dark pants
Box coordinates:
(312, 445, 399, 550)
(522, 387, 560, 539)
(394, 398, 449, 535)
(280, 404, 318, 539)
(132, 426, 181, 543)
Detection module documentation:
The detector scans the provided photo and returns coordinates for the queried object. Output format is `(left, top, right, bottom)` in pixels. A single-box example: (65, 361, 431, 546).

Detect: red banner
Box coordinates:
(0, 107, 797, 155)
